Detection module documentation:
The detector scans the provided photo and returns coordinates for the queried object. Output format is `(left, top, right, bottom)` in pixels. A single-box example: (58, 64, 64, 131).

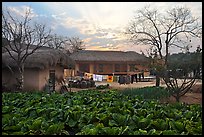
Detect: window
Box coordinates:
(115, 64, 120, 72)
(99, 64, 103, 72)
(79, 64, 89, 72)
(94, 64, 97, 73)
(120, 64, 127, 72)
(129, 64, 136, 71)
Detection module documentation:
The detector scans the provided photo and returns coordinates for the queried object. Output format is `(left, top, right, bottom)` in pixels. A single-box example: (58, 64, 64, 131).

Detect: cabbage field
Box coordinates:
(2, 89, 202, 135)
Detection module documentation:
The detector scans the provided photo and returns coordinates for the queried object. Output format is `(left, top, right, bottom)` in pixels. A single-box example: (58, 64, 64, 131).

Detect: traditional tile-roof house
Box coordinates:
(70, 50, 150, 76)
(2, 46, 75, 92)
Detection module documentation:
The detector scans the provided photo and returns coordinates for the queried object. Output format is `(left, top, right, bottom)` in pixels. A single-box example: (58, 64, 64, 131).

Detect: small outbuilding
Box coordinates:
(2, 47, 75, 92)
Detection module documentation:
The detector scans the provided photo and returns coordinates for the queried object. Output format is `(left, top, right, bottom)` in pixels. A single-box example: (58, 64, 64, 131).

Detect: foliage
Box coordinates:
(96, 84, 110, 89)
(2, 90, 202, 135)
(120, 86, 170, 100)
(168, 52, 202, 75)
(161, 48, 202, 102)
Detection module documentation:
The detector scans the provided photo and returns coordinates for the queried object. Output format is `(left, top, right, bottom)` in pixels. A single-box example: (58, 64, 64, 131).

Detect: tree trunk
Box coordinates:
(156, 75, 160, 87)
(155, 70, 160, 87)
(175, 95, 180, 102)
(17, 65, 24, 91)
(165, 70, 170, 83)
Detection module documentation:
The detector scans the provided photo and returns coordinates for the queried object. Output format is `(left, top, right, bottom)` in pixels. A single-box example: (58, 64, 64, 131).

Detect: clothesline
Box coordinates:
(84, 72, 103, 82)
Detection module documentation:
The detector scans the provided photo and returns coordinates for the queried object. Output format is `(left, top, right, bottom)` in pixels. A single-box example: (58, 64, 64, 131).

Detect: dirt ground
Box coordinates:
(165, 83, 202, 105)
(70, 79, 202, 105)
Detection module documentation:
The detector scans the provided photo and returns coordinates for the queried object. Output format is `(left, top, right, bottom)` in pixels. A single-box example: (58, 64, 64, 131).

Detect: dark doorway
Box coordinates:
(49, 70, 55, 92)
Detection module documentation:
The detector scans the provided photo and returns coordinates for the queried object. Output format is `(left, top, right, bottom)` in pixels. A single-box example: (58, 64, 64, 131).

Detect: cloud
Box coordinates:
(41, 2, 139, 35)
(51, 12, 67, 20)
(4, 5, 37, 18)
(85, 44, 119, 51)
(2, 2, 202, 55)
(83, 37, 92, 43)
(58, 16, 98, 35)
(85, 42, 150, 54)
(148, 2, 202, 21)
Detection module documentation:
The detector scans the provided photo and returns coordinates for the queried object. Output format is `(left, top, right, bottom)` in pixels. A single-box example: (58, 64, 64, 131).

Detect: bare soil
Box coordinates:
(161, 84, 202, 105)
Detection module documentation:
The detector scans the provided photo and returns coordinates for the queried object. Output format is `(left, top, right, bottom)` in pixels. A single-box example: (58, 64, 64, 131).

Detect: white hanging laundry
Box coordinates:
(93, 74, 97, 81)
(97, 75, 103, 81)
(93, 74, 103, 81)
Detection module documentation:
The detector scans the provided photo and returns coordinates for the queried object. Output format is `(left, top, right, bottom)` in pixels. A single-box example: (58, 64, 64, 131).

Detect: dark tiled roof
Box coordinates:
(70, 50, 149, 62)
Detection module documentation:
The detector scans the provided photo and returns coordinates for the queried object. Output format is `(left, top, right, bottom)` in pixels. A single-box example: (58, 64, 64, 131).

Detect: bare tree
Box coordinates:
(126, 6, 202, 86)
(145, 47, 165, 86)
(163, 47, 202, 102)
(2, 7, 51, 91)
(68, 36, 85, 53)
(47, 35, 85, 54)
(2, 37, 10, 53)
(47, 34, 69, 50)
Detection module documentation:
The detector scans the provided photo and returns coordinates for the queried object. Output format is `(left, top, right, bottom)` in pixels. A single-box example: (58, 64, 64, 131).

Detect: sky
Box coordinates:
(2, 2, 202, 55)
